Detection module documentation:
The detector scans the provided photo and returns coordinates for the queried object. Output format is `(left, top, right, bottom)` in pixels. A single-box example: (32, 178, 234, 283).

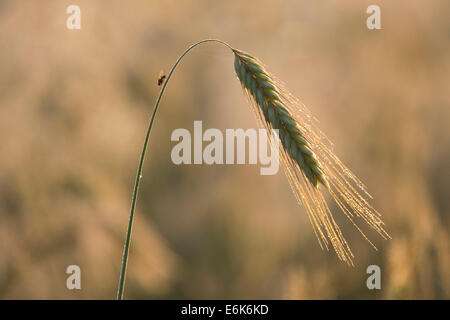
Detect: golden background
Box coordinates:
(0, 0, 449, 299)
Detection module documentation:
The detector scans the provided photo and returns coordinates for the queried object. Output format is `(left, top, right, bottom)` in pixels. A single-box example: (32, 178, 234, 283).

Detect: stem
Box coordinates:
(117, 39, 233, 300)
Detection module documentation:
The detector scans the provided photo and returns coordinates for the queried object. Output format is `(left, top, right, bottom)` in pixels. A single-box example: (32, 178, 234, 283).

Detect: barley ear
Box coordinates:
(232, 48, 390, 265)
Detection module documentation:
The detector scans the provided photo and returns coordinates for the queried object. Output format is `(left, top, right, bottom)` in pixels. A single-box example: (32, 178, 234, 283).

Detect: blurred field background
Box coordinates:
(0, 0, 449, 299)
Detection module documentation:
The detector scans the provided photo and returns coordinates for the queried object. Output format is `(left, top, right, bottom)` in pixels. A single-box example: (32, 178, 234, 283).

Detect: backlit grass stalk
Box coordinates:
(117, 39, 231, 300)
(117, 39, 389, 299)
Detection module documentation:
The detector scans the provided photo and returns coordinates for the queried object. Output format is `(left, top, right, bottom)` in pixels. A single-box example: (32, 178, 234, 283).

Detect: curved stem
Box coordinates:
(117, 39, 233, 300)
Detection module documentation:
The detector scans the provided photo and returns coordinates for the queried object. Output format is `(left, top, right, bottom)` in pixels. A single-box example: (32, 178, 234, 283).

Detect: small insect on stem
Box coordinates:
(157, 70, 166, 86)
